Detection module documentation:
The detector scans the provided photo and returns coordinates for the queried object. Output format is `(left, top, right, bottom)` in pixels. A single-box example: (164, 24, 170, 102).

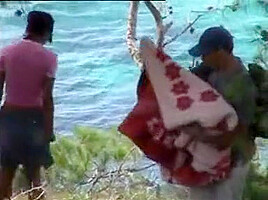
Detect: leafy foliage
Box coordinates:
(253, 26, 268, 68)
(247, 25, 268, 139)
(243, 162, 268, 200)
(47, 127, 137, 186)
(247, 63, 268, 139)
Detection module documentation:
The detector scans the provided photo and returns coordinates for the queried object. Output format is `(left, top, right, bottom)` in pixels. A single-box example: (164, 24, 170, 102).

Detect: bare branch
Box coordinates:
(118, 147, 136, 173)
(163, 14, 203, 47)
(11, 184, 46, 200)
(127, 163, 156, 173)
(81, 163, 156, 189)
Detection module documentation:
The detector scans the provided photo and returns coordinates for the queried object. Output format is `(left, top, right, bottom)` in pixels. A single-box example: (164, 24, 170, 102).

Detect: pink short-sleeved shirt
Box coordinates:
(0, 39, 58, 107)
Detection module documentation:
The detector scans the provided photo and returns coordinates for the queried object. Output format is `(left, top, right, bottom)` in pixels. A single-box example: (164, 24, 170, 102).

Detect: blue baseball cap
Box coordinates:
(189, 26, 234, 57)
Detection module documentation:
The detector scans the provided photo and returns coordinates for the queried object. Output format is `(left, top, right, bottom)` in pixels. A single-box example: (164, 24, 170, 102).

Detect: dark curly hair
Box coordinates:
(25, 11, 54, 42)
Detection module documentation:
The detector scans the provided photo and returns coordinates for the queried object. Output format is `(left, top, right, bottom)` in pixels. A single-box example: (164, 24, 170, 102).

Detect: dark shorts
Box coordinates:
(0, 109, 53, 169)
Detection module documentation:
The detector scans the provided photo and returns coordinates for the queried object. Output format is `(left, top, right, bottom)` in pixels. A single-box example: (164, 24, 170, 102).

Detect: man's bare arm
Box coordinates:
(181, 122, 247, 150)
(43, 76, 55, 141)
(0, 71, 5, 103)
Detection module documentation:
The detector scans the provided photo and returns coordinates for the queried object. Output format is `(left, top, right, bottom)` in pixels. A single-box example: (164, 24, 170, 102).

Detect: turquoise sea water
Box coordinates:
(1, 0, 267, 132)
(0, 1, 267, 166)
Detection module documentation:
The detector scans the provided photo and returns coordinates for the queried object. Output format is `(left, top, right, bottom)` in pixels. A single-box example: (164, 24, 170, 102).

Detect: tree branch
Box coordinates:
(80, 163, 156, 188)
(163, 14, 203, 47)
(11, 184, 46, 200)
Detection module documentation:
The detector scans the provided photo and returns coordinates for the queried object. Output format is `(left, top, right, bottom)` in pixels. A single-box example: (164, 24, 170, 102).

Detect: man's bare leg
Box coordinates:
(26, 166, 45, 200)
(0, 167, 16, 200)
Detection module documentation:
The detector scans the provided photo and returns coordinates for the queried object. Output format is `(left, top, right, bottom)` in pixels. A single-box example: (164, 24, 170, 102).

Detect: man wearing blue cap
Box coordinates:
(187, 26, 257, 200)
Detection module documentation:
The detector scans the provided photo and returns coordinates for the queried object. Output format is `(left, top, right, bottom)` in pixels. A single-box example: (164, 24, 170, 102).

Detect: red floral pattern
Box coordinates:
(165, 62, 181, 81)
(177, 96, 194, 110)
(162, 135, 176, 149)
(171, 81, 190, 95)
(147, 118, 165, 141)
(215, 118, 228, 131)
(156, 48, 171, 63)
(200, 90, 219, 102)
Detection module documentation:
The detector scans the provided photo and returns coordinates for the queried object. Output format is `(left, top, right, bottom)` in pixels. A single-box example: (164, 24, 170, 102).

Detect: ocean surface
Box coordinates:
(0, 1, 267, 166)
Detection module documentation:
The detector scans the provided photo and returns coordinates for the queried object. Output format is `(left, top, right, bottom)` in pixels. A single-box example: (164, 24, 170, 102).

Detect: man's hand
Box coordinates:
(181, 122, 243, 150)
(180, 122, 205, 139)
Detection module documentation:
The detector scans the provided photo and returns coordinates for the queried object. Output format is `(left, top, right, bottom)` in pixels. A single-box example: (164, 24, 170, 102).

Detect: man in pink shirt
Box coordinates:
(0, 11, 57, 200)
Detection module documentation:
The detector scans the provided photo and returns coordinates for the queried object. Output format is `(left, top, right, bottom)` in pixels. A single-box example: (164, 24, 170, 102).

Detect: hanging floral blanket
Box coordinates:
(118, 37, 238, 186)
